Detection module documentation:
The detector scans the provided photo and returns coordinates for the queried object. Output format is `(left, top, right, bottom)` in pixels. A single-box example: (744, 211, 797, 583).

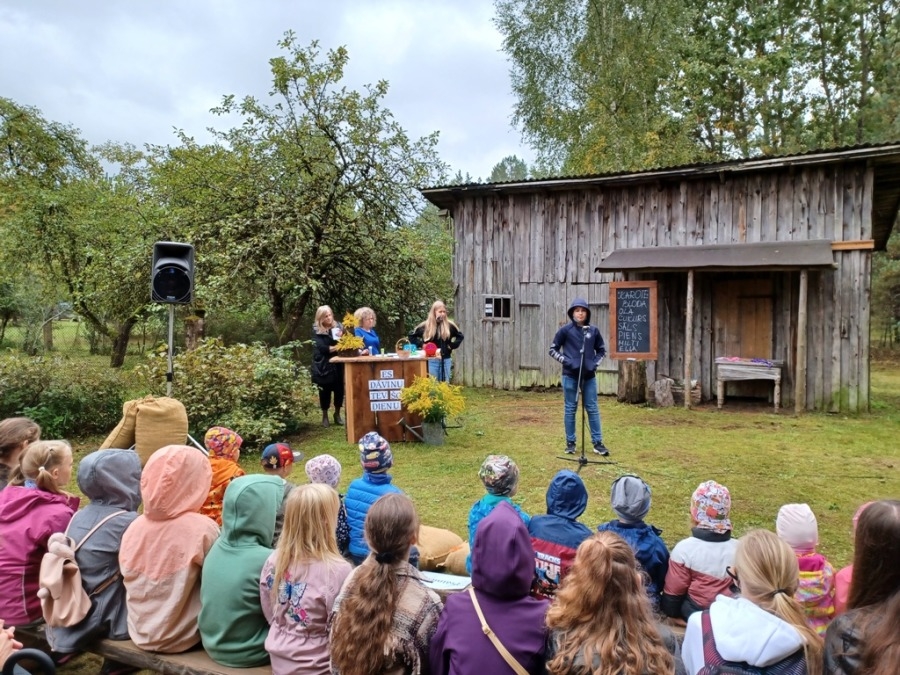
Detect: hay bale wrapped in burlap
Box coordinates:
(100, 396, 189, 465)
(417, 525, 465, 572)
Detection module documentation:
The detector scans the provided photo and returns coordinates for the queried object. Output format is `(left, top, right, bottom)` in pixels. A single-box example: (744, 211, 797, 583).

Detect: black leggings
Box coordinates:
(318, 382, 344, 411)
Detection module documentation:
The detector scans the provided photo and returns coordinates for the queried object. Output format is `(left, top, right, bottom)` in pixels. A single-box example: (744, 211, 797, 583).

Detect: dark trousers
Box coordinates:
(317, 381, 345, 411)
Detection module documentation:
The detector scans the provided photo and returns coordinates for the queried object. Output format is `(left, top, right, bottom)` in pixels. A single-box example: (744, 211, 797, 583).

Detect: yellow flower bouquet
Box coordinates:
(335, 312, 364, 354)
(400, 375, 465, 423)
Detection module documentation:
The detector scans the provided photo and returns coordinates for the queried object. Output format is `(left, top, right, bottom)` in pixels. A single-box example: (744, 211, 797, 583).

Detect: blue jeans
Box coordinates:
(563, 374, 602, 444)
(429, 358, 452, 382)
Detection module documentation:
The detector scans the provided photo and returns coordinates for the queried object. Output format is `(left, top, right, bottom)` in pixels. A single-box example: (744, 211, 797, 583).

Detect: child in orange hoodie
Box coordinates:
(199, 427, 245, 526)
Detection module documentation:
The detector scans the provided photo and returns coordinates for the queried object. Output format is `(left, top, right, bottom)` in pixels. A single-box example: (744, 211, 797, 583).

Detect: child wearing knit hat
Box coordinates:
(776, 502, 836, 635)
(597, 474, 670, 612)
(344, 433, 408, 565)
(661, 480, 739, 621)
(465, 454, 531, 574)
(305, 453, 350, 557)
(200, 426, 246, 526)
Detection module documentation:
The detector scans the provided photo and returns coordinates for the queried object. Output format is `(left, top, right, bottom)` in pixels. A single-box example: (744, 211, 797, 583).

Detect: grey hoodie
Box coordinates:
(46, 448, 142, 653)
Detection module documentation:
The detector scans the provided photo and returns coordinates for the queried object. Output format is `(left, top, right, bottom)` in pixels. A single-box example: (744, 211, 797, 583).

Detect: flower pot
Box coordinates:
(422, 421, 445, 445)
(336, 349, 359, 358)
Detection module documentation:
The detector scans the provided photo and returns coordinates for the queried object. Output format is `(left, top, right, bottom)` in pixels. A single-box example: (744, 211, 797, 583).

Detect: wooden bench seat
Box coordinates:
(16, 625, 271, 675)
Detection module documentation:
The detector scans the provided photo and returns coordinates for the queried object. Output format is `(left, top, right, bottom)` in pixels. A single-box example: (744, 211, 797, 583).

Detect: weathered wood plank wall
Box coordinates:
(451, 163, 873, 412)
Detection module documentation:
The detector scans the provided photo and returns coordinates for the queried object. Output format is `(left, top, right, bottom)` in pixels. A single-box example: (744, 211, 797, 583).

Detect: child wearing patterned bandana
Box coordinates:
(662, 480, 739, 621)
(465, 454, 531, 574)
(200, 426, 245, 526)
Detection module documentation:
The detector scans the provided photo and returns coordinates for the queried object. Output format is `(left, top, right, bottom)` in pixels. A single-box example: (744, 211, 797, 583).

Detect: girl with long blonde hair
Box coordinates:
(546, 531, 679, 675)
(0, 440, 80, 624)
(260, 483, 352, 675)
(682, 528, 823, 675)
(330, 493, 442, 675)
(409, 300, 464, 382)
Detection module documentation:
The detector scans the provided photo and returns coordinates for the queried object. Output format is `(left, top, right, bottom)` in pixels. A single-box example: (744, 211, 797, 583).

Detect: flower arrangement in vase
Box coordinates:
(335, 312, 364, 356)
(399, 375, 465, 423)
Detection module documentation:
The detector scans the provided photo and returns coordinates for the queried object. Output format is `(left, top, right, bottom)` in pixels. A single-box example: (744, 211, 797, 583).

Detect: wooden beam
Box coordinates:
(684, 270, 694, 409)
(831, 240, 875, 251)
(795, 270, 809, 414)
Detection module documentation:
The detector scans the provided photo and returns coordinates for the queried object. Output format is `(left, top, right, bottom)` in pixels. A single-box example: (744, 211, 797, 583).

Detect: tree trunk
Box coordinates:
(42, 319, 54, 352)
(109, 316, 138, 368)
(184, 310, 206, 351)
(617, 360, 647, 404)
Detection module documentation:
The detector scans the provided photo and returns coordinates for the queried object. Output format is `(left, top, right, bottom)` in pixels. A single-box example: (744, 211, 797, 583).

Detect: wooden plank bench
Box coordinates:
(715, 357, 784, 411)
(16, 625, 271, 675)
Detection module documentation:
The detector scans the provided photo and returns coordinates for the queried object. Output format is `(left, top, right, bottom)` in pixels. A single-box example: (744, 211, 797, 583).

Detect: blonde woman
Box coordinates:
(354, 307, 381, 355)
(408, 300, 463, 382)
(260, 484, 352, 675)
(330, 493, 442, 675)
(681, 529, 823, 675)
(546, 531, 681, 675)
(0, 440, 79, 625)
(311, 305, 345, 426)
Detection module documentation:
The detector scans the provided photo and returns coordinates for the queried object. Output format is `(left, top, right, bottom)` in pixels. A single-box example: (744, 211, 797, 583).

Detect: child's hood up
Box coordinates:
(77, 448, 142, 512)
(471, 500, 535, 599)
(219, 474, 282, 546)
(140, 444, 212, 521)
(567, 297, 591, 323)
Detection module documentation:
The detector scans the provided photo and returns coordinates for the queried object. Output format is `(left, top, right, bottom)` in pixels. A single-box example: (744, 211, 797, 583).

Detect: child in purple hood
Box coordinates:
(431, 501, 548, 675)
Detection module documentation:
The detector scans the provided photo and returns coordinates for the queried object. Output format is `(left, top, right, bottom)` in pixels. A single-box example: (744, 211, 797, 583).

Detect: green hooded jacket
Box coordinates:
(199, 474, 282, 667)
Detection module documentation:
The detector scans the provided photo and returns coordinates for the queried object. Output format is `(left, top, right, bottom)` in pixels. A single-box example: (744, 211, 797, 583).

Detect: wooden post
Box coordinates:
(684, 270, 694, 409)
(795, 269, 808, 414)
(617, 360, 647, 403)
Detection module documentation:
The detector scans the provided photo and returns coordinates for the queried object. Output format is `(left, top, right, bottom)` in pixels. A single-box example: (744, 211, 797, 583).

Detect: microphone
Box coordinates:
(582, 326, 590, 335)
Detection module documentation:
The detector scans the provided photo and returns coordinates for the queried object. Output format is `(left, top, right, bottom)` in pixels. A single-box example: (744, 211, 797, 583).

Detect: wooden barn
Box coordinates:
(421, 144, 900, 413)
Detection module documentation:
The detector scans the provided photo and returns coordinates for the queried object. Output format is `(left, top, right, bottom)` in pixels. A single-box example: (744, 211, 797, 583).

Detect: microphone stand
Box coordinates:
(558, 324, 615, 473)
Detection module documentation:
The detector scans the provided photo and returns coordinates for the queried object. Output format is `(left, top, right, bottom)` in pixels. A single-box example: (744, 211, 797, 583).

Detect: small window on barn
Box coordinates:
(484, 296, 512, 320)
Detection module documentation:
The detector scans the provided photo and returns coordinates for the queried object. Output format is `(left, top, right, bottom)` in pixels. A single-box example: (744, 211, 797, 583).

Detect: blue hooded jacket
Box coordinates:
(549, 297, 606, 380)
(597, 519, 670, 609)
(527, 470, 592, 599)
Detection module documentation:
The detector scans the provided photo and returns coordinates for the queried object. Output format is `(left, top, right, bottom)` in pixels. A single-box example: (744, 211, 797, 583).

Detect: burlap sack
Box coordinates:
(441, 543, 470, 576)
(133, 397, 189, 466)
(99, 398, 141, 453)
(417, 525, 464, 572)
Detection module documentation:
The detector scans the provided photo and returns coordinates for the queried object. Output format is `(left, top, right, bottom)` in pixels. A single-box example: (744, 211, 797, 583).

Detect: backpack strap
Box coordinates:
(701, 610, 726, 667)
(67, 510, 128, 553)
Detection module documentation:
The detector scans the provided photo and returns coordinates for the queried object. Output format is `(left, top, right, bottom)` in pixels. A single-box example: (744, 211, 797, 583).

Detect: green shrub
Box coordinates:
(0, 355, 126, 437)
(135, 338, 318, 446)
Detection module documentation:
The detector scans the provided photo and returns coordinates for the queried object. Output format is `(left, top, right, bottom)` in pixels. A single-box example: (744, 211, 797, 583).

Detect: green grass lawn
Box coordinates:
(64, 360, 900, 570)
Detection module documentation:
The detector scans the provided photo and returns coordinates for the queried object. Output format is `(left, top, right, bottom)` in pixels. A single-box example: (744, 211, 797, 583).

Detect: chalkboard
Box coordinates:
(609, 281, 658, 360)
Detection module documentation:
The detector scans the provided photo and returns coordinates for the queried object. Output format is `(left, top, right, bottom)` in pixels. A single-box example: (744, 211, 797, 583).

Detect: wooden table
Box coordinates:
(716, 357, 784, 410)
(331, 354, 430, 443)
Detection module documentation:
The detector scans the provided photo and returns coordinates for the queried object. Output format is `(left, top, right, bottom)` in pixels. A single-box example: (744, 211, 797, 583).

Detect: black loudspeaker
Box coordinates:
(151, 241, 194, 304)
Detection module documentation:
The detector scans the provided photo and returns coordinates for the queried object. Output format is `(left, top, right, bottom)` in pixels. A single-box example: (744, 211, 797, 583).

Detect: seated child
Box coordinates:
(120, 444, 220, 653)
(0, 440, 79, 625)
(0, 417, 41, 490)
(661, 480, 738, 621)
(834, 501, 873, 616)
(260, 484, 353, 675)
(305, 453, 350, 558)
(466, 454, 530, 574)
(199, 426, 245, 526)
(431, 501, 548, 674)
(776, 502, 836, 635)
(527, 469, 592, 599)
(260, 442, 302, 547)
(597, 474, 669, 612)
(331, 493, 442, 675)
(46, 448, 142, 670)
(200, 474, 283, 667)
(345, 433, 404, 565)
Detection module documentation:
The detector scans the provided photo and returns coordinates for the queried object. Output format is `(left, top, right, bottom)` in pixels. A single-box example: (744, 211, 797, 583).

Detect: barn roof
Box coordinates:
(421, 142, 900, 249)
(595, 240, 837, 273)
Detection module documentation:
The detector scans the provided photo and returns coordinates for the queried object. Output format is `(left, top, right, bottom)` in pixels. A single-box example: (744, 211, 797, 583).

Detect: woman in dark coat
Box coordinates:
(311, 305, 345, 427)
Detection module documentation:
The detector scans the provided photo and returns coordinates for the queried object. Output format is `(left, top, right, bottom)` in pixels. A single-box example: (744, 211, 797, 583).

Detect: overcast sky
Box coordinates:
(0, 0, 533, 182)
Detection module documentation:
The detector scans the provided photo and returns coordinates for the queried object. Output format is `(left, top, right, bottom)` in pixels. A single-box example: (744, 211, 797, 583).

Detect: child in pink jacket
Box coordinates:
(0, 440, 79, 625)
(120, 444, 220, 653)
(776, 502, 836, 635)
